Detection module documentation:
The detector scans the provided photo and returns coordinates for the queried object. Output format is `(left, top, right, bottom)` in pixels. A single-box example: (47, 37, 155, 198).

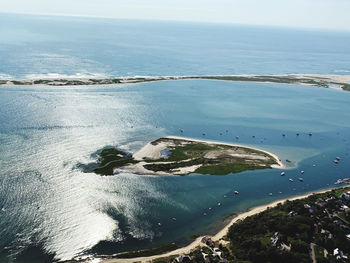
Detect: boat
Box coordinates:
(301, 170, 304, 174)
(234, 191, 239, 195)
(289, 178, 294, 182)
(217, 203, 221, 206)
(158, 222, 161, 226)
(334, 160, 339, 164)
(172, 217, 177, 221)
(336, 157, 340, 160)
(298, 178, 303, 182)
(281, 172, 285, 176)
(269, 193, 273, 196)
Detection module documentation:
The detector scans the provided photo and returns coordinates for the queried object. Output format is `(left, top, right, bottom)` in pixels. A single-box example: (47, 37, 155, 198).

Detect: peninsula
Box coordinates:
(1, 74, 350, 91)
(79, 136, 283, 176)
(102, 186, 350, 263)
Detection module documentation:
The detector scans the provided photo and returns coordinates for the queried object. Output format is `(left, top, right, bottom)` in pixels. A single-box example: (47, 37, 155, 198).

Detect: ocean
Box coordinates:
(0, 13, 350, 262)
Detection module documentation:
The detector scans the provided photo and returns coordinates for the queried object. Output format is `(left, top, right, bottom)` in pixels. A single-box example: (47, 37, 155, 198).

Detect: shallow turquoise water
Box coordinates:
(0, 80, 349, 261)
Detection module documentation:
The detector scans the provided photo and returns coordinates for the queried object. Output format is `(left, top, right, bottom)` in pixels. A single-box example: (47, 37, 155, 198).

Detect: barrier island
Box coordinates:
(79, 136, 283, 176)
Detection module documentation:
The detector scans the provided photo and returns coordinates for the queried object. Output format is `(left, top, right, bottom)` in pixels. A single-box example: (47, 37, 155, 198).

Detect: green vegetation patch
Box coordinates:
(78, 147, 137, 176)
(194, 163, 268, 175)
(341, 83, 350, 91)
(223, 187, 350, 263)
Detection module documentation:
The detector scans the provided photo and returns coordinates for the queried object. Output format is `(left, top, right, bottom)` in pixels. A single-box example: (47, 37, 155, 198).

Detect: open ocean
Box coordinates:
(0, 13, 350, 262)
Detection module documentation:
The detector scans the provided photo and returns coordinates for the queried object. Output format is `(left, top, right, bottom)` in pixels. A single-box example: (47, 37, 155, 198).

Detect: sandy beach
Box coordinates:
(100, 187, 337, 263)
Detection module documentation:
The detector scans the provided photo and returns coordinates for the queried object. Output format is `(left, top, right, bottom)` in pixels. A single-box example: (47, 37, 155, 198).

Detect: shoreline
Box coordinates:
(165, 136, 285, 169)
(124, 136, 285, 176)
(1, 74, 349, 91)
(101, 187, 338, 263)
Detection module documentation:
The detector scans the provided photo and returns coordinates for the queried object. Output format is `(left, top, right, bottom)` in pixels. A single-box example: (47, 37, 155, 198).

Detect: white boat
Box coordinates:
(301, 171, 305, 174)
(281, 172, 285, 176)
(234, 191, 239, 195)
(289, 178, 294, 182)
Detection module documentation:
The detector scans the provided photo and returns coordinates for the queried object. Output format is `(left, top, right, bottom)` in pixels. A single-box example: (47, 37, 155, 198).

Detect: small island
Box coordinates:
(79, 136, 283, 176)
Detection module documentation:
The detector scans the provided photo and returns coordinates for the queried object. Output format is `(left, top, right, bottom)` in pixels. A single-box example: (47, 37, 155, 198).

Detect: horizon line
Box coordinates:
(1, 11, 349, 33)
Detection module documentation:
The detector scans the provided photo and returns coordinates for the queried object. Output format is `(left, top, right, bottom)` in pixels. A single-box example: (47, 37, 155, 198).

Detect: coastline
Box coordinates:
(164, 136, 285, 169)
(1, 74, 349, 91)
(100, 187, 338, 263)
(123, 136, 285, 176)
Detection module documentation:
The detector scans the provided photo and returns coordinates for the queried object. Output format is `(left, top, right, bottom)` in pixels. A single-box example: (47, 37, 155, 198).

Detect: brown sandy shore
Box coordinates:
(1, 74, 350, 91)
(99, 187, 339, 263)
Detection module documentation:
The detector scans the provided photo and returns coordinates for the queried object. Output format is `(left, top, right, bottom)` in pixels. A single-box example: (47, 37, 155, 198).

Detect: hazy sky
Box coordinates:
(1, 0, 350, 30)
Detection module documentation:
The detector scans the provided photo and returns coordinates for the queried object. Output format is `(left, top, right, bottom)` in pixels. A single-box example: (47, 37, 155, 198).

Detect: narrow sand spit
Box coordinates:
(2, 74, 350, 87)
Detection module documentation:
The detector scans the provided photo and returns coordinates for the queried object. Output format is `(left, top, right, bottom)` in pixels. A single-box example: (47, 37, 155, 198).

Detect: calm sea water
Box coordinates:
(1, 13, 350, 79)
(0, 13, 350, 263)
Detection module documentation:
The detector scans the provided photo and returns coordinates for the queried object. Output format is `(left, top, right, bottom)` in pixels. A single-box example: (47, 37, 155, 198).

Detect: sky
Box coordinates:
(1, 0, 350, 31)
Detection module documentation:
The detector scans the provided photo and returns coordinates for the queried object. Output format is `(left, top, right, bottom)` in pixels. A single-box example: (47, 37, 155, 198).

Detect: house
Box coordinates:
(201, 252, 210, 263)
(341, 193, 350, 200)
(325, 197, 335, 202)
(340, 204, 350, 211)
(175, 255, 192, 263)
(288, 210, 297, 217)
(271, 232, 280, 247)
(212, 247, 222, 259)
(334, 248, 348, 260)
